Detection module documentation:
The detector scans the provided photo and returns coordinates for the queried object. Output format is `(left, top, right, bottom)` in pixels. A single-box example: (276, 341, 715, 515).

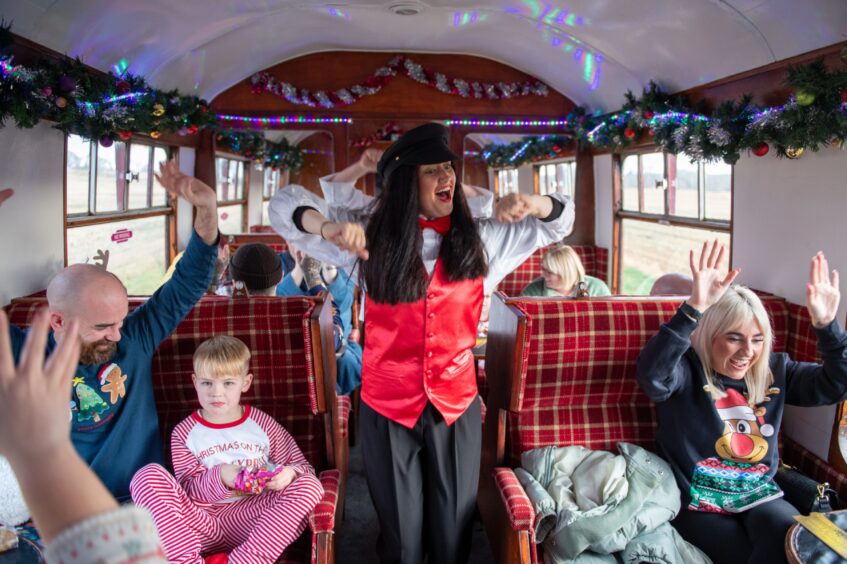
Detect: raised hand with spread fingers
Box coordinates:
(155, 160, 219, 244)
(807, 252, 841, 328)
(686, 240, 740, 314)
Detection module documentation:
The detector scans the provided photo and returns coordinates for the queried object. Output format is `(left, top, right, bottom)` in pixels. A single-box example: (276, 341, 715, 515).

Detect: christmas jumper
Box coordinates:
(637, 307, 847, 514)
(8, 231, 218, 501)
(129, 405, 323, 564)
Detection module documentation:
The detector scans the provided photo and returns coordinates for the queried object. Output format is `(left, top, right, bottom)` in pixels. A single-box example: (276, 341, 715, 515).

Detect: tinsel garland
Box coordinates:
(482, 135, 572, 168)
(215, 131, 304, 172)
(250, 55, 550, 108)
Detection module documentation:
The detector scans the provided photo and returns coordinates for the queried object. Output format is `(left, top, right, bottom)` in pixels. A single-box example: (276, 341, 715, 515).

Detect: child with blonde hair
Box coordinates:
(130, 336, 323, 564)
(521, 244, 611, 297)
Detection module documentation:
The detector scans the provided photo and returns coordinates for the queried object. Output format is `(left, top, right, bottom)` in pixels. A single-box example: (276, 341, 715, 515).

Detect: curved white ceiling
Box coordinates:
(3, 0, 845, 111)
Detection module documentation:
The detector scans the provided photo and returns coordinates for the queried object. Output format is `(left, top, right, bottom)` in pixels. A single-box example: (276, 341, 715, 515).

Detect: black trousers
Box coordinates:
(360, 398, 482, 564)
(672, 497, 799, 564)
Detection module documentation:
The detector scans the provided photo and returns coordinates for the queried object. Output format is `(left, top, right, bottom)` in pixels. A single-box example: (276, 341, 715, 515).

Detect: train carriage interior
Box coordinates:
(1, 1, 847, 563)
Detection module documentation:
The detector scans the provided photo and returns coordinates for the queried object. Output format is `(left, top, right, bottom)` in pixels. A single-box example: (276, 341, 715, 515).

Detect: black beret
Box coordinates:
(377, 122, 459, 182)
(229, 243, 283, 291)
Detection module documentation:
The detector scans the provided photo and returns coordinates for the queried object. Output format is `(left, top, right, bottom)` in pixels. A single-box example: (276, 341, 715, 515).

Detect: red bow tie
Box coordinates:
(417, 215, 451, 236)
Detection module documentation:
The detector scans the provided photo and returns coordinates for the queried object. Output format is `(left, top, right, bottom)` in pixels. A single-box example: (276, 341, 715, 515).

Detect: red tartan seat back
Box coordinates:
(225, 233, 288, 256)
(490, 295, 790, 467)
(496, 244, 608, 297)
(150, 295, 332, 471)
(4, 295, 334, 473)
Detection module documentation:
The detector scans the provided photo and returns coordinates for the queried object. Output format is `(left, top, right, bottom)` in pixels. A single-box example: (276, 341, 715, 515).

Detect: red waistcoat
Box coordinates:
(361, 259, 484, 428)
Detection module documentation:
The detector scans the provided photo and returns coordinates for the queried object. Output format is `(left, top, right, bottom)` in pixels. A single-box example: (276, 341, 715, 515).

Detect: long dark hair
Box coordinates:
(360, 163, 488, 304)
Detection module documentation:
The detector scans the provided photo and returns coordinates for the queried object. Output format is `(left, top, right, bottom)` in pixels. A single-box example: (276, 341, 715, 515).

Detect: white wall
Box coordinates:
(176, 147, 196, 248)
(0, 124, 66, 306)
(733, 149, 847, 459)
(248, 164, 265, 229)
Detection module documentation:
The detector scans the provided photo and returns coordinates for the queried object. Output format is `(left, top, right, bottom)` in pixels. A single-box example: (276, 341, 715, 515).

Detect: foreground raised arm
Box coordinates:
(155, 160, 219, 245)
(807, 252, 840, 328)
(685, 240, 740, 315)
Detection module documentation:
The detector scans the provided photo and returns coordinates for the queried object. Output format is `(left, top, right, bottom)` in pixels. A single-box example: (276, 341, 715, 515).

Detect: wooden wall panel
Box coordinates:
(462, 138, 490, 190)
(290, 132, 335, 196)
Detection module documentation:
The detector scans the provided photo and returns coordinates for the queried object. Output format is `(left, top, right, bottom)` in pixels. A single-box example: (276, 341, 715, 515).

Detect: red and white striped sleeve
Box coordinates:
(171, 416, 232, 503)
(252, 408, 316, 476)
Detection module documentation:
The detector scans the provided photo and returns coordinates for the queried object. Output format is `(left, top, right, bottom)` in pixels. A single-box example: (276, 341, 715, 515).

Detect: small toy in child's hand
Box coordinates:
(232, 463, 283, 494)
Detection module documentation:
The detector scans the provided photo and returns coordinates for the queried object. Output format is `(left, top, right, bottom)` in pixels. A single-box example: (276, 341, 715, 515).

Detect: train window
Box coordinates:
(65, 135, 174, 295)
(536, 161, 576, 198)
(215, 156, 249, 233)
(494, 169, 519, 197)
(614, 150, 732, 294)
(261, 168, 283, 226)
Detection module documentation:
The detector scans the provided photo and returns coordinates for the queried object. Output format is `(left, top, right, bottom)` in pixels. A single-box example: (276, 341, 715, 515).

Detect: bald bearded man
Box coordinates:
(8, 161, 220, 501)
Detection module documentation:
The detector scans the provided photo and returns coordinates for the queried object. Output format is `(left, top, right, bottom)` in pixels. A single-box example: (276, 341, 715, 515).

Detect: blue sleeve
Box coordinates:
(9, 322, 26, 364)
(276, 273, 308, 297)
(326, 269, 354, 312)
(636, 308, 699, 402)
(784, 320, 847, 406)
(122, 230, 218, 356)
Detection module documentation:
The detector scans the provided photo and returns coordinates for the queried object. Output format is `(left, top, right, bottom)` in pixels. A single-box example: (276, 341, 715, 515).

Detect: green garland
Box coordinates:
(482, 135, 571, 168)
(216, 131, 304, 172)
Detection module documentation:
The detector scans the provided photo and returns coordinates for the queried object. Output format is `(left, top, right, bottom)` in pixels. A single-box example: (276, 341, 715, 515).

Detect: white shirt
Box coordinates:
(269, 176, 574, 294)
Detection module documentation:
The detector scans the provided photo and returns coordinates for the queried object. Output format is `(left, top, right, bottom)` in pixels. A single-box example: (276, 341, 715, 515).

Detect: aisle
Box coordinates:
(335, 440, 496, 563)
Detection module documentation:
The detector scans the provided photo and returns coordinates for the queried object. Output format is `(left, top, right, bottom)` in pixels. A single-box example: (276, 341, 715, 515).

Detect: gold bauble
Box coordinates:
(152, 103, 165, 117)
(785, 146, 805, 159)
(150, 131, 161, 139)
(831, 138, 845, 150)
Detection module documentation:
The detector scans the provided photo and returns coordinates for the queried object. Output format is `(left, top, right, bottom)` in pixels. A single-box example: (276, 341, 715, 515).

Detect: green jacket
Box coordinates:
(515, 443, 711, 564)
(521, 275, 611, 298)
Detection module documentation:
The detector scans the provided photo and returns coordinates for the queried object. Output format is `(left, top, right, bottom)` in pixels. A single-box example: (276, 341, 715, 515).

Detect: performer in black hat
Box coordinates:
(269, 122, 575, 564)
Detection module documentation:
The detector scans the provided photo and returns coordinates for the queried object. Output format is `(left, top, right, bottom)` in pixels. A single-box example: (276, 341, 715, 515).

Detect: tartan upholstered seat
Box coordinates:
(495, 244, 609, 297)
(225, 232, 288, 255)
(478, 293, 791, 564)
(5, 293, 346, 564)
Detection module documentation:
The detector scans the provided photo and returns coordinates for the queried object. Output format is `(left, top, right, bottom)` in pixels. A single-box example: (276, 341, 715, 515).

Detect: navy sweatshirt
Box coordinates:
(10, 231, 217, 500)
(637, 307, 847, 513)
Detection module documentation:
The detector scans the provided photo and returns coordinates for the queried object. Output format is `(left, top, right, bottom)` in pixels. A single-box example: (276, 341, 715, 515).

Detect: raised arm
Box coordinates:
(0, 188, 13, 207)
(637, 242, 738, 401)
(807, 251, 840, 328)
(326, 147, 381, 184)
(155, 160, 218, 245)
(494, 193, 554, 223)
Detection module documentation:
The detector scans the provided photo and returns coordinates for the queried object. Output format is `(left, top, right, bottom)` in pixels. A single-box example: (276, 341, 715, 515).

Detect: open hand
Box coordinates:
(806, 252, 840, 328)
(265, 467, 297, 492)
(155, 160, 217, 210)
(686, 240, 740, 314)
(0, 309, 80, 463)
(0, 188, 13, 207)
(495, 193, 535, 223)
(322, 222, 369, 260)
(359, 148, 383, 174)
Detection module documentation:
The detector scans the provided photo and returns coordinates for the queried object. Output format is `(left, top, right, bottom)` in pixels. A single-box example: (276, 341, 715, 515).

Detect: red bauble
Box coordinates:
(187, 124, 199, 134)
(553, 145, 561, 153)
(118, 130, 133, 141)
(199, 104, 209, 113)
(841, 89, 847, 103)
(643, 111, 655, 119)
(752, 142, 769, 157)
(116, 80, 131, 94)
(41, 86, 52, 97)
(624, 128, 636, 139)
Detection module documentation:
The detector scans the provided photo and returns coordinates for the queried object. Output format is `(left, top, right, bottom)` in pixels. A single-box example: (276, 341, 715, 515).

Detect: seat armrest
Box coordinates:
(309, 469, 340, 533)
(493, 467, 535, 532)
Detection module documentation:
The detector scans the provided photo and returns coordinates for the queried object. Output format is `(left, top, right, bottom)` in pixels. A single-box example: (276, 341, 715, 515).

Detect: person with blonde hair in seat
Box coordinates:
(521, 244, 611, 297)
(637, 241, 847, 563)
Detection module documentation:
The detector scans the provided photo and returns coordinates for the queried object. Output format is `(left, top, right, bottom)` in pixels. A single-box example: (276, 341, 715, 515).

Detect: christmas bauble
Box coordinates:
(795, 90, 815, 106)
(152, 103, 165, 117)
(118, 130, 132, 141)
(99, 135, 113, 148)
(178, 127, 189, 136)
(150, 131, 161, 139)
(553, 145, 561, 153)
(624, 128, 636, 140)
(58, 75, 77, 92)
(187, 124, 199, 135)
(723, 152, 740, 165)
(752, 142, 769, 157)
(116, 80, 131, 95)
(41, 86, 52, 97)
(785, 146, 804, 159)
(643, 111, 655, 120)
(831, 138, 845, 150)
(199, 104, 208, 113)
(55, 96, 67, 108)
(841, 89, 847, 103)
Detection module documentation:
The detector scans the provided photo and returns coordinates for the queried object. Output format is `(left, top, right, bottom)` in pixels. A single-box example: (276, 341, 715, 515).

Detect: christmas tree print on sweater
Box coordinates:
(75, 382, 109, 423)
(689, 388, 783, 513)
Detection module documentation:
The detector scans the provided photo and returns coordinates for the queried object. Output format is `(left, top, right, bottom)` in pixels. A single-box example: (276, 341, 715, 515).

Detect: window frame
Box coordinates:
(493, 168, 519, 198)
(64, 135, 177, 268)
(611, 149, 734, 293)
(214, 153, 251, 233)
(533, 158, 577, 198)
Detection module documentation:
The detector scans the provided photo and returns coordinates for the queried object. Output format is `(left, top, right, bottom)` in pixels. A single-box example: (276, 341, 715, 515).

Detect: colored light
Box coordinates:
(444, 118, 568, 127)
(113, 59, 128, 76)
(216, 114, 352, 124)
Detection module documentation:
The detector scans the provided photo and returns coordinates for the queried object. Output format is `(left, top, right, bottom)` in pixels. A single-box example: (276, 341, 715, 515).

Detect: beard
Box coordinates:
(78, 339, 118, 365)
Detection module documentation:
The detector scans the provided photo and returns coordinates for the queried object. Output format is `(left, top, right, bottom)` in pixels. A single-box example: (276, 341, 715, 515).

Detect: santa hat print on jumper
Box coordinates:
(715, 388, 774, 437)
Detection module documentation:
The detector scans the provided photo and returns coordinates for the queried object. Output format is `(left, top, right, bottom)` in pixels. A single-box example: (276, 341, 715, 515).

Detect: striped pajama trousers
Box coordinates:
(130, 463, 323, 564)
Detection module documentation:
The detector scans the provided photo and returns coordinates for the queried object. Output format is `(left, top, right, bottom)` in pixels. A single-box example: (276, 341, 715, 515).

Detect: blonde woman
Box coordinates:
(637, 241, 846, 564)
(521, 244, 611, 297)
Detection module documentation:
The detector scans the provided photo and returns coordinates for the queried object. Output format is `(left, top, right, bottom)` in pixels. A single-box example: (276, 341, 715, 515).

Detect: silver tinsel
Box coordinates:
(404, 59, 427, 84)
(471, 82, 483, 99)
(335, 89, 354, 104)
(314, 91, 333, 108)
(298, 89, 316, 107)
(453, 79, 469, 97)
(672, 125, 689, 148)
(434, 73, 450, 93)
(484, 83, 497, 99)
(706, 123, 732, 147)
(685, 139, 705, 161)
